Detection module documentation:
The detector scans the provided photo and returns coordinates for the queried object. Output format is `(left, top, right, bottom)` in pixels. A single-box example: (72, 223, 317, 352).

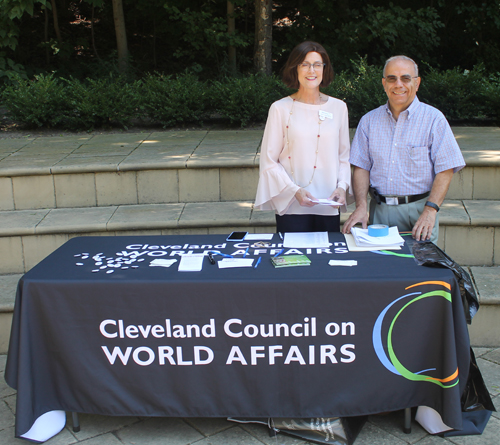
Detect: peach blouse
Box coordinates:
(255, 96, 351, 216)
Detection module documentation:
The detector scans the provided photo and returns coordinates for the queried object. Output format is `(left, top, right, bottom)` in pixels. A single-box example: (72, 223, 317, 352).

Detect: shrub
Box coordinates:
(418, 65, 490, 121)
(325, 57, 387, 125)
(1, 67, 498, 131)
(212, 74, 287, 126)
(140, 72, 210, 127)
(483, 73, 500, 124)
(63, 76, 141, 130)
(2, 73, 71, 127)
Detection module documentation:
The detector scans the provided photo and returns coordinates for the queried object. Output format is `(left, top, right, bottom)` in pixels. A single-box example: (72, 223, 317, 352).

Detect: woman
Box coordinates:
(254, 41, 351, 233)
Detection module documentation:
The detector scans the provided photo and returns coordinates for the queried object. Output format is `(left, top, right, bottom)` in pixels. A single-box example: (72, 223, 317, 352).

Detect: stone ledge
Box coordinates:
(2, 199, 500, 237)
(0, 274, 22, 312)
(1, 127, 499, 178)
(0, 130, 262, 177)
(470, 266, 500, 305)
(0, 202, 276, 237)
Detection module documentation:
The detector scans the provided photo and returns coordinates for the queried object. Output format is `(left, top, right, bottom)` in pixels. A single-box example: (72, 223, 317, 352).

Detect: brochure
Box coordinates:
(271, 255, 311, 268)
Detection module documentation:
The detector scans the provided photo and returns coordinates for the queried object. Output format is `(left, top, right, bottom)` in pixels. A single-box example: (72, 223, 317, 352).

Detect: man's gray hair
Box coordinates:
(383, 55, 419, 77)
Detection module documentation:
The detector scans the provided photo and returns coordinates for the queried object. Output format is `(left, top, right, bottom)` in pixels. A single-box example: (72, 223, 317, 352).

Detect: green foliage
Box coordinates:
(0, 53, 27, 83)
(0, 0, 46, 83)
(1, 73, 141, 130)
(478, 73, 500, 125)
(2, 0, 500, 82)
(2, 73, 69, 127)
(63, 76, 141, 130)
(161, 2, 250, 76)
(140, 73, 210, 127)
(325, 57, 386, 125)
(1, 68, 499, 131)
(211, 74, 287, 127)
(418, 65, 490, 121)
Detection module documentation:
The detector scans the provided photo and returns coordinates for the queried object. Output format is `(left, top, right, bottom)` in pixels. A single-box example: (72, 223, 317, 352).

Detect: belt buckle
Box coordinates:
(385, 197, 399, 206)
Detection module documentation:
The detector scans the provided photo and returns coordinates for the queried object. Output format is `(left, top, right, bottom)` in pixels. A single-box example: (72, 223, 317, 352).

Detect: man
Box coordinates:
(342, 55, 465, 243)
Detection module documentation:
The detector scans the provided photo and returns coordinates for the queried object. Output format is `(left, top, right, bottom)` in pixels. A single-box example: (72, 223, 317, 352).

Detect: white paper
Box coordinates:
(328, 260, 358, 267)
(150, 259, 178, 268)
(217, 258, 254, 268)
(350, 226, 404, 248)
(310, 198, 343, 206)
(178, 254, 204, 271)
(283, 231, 331, 248)
(344, 233, 402, 251)
(244, 233, 274, 240)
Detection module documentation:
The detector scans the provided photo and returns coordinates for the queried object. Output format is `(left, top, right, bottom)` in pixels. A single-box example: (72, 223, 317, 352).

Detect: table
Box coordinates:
(5, 233, 470, 441)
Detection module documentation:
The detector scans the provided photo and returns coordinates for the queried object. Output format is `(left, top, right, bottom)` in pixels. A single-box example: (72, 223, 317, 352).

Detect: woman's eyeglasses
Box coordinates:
(298, 62, 325, 70)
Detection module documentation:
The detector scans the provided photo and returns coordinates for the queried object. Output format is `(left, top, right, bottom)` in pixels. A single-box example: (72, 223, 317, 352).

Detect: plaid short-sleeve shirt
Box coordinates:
(349, 97, 465, 196)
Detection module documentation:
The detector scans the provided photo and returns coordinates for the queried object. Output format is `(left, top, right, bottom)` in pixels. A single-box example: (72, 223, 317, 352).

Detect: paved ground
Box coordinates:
(0, 348, 498, 445)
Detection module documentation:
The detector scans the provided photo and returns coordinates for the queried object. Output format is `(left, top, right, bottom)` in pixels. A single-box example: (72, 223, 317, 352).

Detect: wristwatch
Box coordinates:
(425, 201, 440, 212)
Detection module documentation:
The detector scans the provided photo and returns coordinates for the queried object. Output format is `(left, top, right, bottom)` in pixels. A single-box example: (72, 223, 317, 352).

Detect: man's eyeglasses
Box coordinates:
(298, 62, 325, 70)
(384, 75, 418, 84)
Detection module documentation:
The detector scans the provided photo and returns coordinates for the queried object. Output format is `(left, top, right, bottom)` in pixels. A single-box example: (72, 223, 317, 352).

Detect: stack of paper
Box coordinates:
(283, 232, 331, 248)
(178, 254, 205, 272)
(150, 259, 178, 268)
(350, 226, 404, 249)
(217, 258, 254, 268)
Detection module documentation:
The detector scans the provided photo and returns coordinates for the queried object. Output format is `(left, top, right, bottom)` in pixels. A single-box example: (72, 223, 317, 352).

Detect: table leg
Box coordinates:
(72, 412, 80, 432)
(403, 408, 411, 434)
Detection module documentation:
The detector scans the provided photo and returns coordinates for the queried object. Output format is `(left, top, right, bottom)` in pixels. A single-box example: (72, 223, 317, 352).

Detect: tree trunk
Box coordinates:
(91, 5, 100, 60)
(111, 0, 129, 73)
(254, 0, 272, 75)
(44, 5, 50, 65)
(50, 0, 62, 43)
(227, 2, 236, 75)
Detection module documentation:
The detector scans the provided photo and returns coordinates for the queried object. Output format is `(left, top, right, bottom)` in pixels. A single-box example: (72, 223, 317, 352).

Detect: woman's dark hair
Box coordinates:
(282, 41, 334, 89)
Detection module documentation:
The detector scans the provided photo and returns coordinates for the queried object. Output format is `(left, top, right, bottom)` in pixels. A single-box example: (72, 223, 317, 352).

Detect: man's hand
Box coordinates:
(412, 206, 437, 241)
(329, 187, 346, 208)
(342, 167, 371, 234)
(342, 206, 369, 233)
(295, 188, 317, 207)
(412, 168, 453, 241)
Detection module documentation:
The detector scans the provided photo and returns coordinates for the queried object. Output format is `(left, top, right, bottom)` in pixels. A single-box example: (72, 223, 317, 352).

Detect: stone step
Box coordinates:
(1, 128, 499, 211)
(0, 199, 499, 276)
(1, 267, 497, 353)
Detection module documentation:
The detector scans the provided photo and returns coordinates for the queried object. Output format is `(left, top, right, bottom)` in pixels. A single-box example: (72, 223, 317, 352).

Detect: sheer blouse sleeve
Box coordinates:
(254, 101, 300, 215)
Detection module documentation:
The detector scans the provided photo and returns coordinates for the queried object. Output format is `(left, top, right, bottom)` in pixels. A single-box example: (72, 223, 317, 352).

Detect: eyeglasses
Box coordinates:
(298, 62, 325, 71)
(384, 75, 418, 84)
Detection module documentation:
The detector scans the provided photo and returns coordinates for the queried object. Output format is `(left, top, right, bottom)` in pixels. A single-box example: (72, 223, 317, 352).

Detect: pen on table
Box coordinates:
(274, 248, 284, 258)
(208, 252, 216, 265)
(279, 232, 284, 240)
(243, 246, 249, 257)
(254, 257, 262, 268)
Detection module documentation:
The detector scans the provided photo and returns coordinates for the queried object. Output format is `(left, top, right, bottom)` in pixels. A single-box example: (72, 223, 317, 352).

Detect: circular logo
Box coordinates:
(372, 281, 459, 388)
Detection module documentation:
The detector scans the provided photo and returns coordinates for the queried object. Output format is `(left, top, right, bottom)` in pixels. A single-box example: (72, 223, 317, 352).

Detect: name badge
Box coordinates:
(319, 110, 333, 121)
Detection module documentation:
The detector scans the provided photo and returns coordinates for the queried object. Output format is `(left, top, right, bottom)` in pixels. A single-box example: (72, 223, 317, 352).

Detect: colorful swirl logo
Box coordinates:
(372, 281, 459, 388)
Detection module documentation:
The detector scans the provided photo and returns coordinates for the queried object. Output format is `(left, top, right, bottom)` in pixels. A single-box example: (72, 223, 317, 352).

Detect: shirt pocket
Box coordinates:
(406, 145, 430, 167)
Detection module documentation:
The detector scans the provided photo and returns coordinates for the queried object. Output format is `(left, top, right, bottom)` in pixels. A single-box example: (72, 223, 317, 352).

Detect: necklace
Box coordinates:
(285, 96, 323, 188)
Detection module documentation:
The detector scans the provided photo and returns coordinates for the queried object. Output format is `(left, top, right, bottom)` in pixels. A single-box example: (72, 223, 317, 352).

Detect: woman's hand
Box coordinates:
(295, 188, 317, 207)
(329, 187, 346, 208)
